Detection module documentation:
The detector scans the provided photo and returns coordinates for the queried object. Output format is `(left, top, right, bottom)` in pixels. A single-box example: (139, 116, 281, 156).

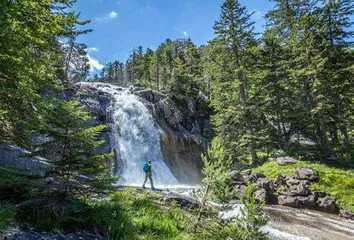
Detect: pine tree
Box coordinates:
(318, 0, 353, 158)
(0, 0, 89, 144)
(36, 99, 113, 200)
(211, 0, 259, 164)
(252, 30, 298, 153)
(142, 48, 154, 89)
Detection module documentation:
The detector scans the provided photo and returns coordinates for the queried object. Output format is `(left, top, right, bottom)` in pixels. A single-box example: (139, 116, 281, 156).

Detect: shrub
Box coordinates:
(0, 203, 15, 232)
(0, 168, 42, 203)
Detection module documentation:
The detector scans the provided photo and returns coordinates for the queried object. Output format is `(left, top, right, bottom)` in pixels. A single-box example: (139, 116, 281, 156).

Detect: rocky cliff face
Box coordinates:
(135, 89, 212, 184)
(72, 83, 212, 185)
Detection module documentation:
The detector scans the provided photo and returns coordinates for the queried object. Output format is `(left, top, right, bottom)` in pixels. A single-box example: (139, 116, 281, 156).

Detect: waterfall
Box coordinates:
(79, 82, 178, 187)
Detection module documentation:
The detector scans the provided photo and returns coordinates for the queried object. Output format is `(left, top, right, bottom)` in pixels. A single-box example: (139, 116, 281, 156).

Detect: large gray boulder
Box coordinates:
(257, 177, 274, 192)
(136, 89, 166, 104)
(239, 170, 266, 184)
(317, 195, 338, 213)
(340, 209, 354, 220)
(288, 182, 311, 196)
(278, 195, 300, 208)
(294, 167, 319, 181)
(0, 143, 49, 176)
(298, 195, 315, 208)
(274, 174, 291, 187)
(255, 189, 268, 203)
(276, 156, 297, 166)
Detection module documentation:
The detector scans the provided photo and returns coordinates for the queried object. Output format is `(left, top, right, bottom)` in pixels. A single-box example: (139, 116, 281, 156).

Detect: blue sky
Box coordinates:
(72, 0, 275, 72)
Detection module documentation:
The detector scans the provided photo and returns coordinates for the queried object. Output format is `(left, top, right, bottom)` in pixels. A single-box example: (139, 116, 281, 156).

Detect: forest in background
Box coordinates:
(1, 0, 353, 168)
(91, 0, 354, 167)
(0, 0, 353, 239)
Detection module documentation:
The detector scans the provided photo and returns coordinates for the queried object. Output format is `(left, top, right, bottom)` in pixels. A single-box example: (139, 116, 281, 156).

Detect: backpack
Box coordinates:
(143, 163, 149, 172)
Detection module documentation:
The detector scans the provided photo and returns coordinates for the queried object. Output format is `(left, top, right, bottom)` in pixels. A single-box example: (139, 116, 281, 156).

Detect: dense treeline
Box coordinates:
(94, 0, 353, 167)
(0, 0, 111, 201)
(0, 0, 352, 238)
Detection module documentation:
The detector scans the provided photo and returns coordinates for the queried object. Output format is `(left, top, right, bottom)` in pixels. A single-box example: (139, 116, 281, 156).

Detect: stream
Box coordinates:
(77, 82, 354, 240)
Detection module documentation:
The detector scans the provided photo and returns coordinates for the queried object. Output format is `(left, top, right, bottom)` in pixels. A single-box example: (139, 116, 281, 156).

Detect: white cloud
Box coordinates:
(87, 54, 104, 72)
(183, 31, 188, 37)
(109, 11, 118, 19)
(96, 11, 118, 21)
(87, 47, 98, 53)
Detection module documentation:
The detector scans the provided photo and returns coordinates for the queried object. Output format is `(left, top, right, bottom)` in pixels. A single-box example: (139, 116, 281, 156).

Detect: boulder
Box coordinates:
(0, 143, 49, 176)
(240, 170, 265, 184)
(312, 191, 327, 200)
(294, 167, 319, 181)
(276, 156, 297, 166)
(240, 169, 252, 176)
(164, 193, 200, 209)
(255, 189, 268, 203)
(298, 195, 315, 208)
(285, 178, 310, 187)
(340, 209, 354, 220)
(257, 177, 274, 192)
(278, 195, 300, 208)
(288, 182, 311, 196)
(274, 174, 291, 187)
(316, 195, 338, 213)
(136, 90, 166, 104)
(250, 172, 266, 182)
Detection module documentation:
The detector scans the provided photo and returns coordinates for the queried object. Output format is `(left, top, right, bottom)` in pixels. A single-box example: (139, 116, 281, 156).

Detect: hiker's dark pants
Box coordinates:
(143, 172, 154, 188)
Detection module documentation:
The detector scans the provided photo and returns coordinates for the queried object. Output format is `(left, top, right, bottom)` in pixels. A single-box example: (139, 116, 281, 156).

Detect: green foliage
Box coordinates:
(0, 0, 90, 144)
(109, 189, 193, 240)
(0, 203, 15, 232)
(35, 99, 114, 200)
(196, 185, 268, 240)
(253, 161, 354, 211)
(210, 0, 261, 165)
(199, 137, 268, 239)
(202, 137, 234, 202)
(0, 168, 43, 203)
(16, 189, 195, 240)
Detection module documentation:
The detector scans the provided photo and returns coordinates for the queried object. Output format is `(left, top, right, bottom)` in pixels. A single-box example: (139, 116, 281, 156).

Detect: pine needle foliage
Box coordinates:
(35, 99, 114, 200)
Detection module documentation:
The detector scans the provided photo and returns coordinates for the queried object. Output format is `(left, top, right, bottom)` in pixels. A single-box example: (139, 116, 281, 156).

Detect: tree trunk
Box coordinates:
(197, 184, 211, 222)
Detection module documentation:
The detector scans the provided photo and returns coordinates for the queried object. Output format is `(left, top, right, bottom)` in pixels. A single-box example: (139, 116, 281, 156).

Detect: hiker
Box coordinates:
(142, 160, 154, 190)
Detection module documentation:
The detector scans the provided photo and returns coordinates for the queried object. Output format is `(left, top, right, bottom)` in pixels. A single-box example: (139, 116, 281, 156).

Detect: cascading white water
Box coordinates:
(79, 82, 178, 187)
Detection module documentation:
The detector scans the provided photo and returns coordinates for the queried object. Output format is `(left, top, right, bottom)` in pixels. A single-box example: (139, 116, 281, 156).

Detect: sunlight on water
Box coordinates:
(78, 82, 178, 187)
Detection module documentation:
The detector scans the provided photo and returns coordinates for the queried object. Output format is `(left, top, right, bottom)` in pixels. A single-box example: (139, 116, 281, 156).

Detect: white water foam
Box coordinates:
(260, 226, 311, 240)
(220, 204, 312, 240)
(78, 82, 178, 187)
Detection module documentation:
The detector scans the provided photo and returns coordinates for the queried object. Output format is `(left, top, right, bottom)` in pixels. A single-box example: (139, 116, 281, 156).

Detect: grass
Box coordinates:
(253, 161, 354, 211)
(15, 187, 269, 239)
(0, 203, 15, 232)
(16, 188, 195, 240)
(0, 167, 268, 239)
